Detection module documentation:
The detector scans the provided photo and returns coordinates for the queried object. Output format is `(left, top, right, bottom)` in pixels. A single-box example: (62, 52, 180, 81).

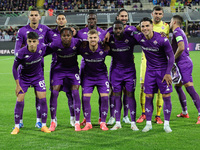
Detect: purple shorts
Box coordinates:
(110, 68, 136, 93)
(61, 77, 72, 93)
(177, 58, 193, 85)
(82, 76, 110, 94)
(144, 69, 173, 94)
(19, 74, 46, 94)
(51, 66, 80, 86)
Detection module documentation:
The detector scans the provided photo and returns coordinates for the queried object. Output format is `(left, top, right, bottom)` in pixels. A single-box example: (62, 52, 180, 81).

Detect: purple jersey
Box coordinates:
(133, 31, 173, 73)
(76, 27, 106, 41)
(78, 42, 109, 78)
(107, 25, 138, 33)
(109, 33, 137, 69)
(171, 27, 190, 63)
(49, 38, 82, 68)
(15, 24, 53, 54)
(13, 44, 47, 79)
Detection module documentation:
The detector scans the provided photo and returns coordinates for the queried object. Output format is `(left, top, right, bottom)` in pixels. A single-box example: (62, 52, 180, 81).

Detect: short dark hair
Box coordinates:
(140, 17, 153, 25)
(88, 11, 97, 17)
(153, 6, 163, 12)
(117, 8, 128, 17)
(29, 7, 40, 14)
(113, 20, 124, 27)
(56, 13, 66, 19)
(27, 32, 39, 39)
(60, 28, 73, 35)
(173, 15, 183, 26)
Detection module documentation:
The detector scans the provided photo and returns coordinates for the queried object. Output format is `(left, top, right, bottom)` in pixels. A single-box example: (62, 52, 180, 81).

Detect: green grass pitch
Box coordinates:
(0, 51, 200, 150)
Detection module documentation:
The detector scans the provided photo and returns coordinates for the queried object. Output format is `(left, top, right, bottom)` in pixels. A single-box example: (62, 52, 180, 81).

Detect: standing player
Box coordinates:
(132, 17, 174, 133)
(14, 8, 53, 128)
(76, 11, 107, 126)
(170, 15, 200, 123)
(106, 9, 138, 125)
(49, 13, 76, 127)
(79, 29, 109, 131)
(137, 6, 170, 124)
(109, 20, 139, 131)
(11, 32, 51, 134)
(48, 28, 82, 132)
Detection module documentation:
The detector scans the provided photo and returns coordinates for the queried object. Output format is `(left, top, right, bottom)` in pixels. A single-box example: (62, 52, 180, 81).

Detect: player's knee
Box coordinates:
(184, 82, 193, 88)
(83, 93, 92, 97)
(72, 85, 79, 90)
(17, 94, 25, 102)
(162, 93, 171, 97)
(141, 83, 144, 89)
(113, 92, 121, 97)
(125, 91, 134, 97)
(146, 94, 153, 98)
(100, 93, 109, 97)
(52, 85, 61, 91)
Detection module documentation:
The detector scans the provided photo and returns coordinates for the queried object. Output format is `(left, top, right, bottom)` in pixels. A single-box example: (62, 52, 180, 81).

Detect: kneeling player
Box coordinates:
(11, 32, 51, 134)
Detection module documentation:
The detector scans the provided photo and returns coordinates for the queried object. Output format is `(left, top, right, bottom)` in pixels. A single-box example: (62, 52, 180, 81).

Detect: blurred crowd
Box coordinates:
(0, 27, 18, 41)
(188, 22, 200, 37)
(0, 0, 37, 11)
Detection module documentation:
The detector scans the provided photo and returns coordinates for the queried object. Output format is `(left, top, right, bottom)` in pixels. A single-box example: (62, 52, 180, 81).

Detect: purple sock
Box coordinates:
(175, 86, 187, 111)
(114, 96, 122, 122)
(20, 100, 24, 120)
(163, 96, 172, 121)
(83, 96, 91, 122)
(35, 97, 41, 119)
(50, 90, 59, 119)
(186, 86, 200, 113)
(100, 96, 108, 122)
(66, 93, 74, 117)
(127, 95, 136, 122)
(14, 101, 24, 124)
(109, 95, 115, 117)
(81, 92, 85, 118)
(123, 94, 129, 117)
(72, 90, 81, 121)
(40, 98, 48, 123)
(99, 97, 101, 118)
(145, 97, 154, 121)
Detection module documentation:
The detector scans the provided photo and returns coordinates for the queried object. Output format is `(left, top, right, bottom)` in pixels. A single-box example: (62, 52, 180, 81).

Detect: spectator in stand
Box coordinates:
(126, 0, 131, 5)
(97, 0, 101, 6)
(111, 1, 115, 11)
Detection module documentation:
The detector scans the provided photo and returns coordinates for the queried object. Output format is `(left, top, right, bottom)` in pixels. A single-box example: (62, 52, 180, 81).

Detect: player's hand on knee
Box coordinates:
(162, 74, 172, 86)
(15, 85, 24, 96)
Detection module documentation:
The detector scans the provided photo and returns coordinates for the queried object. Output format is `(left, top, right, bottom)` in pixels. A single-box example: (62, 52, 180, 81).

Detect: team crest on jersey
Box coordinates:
(99, 51, 104, 55)
(39, 28, 43, 32)
(25, 55, 29, 58)
(153, 40, 157, 45)
(164, 38, 168, 42)
(39, 50, 42, 54)
(161, 26, 165, 30)
(26, 31, 30, 34)
(57, 49, 62, 51)
(39, 35, 44, 39)
(110, 41, 115, 44)
(125, 39, 129, 43)
(83, 32, 87, 34)
(72, 46, 77, 50)
(53, 34, 57, 37)
(84, 52, 89, 55)
(141, 39, 145, 42)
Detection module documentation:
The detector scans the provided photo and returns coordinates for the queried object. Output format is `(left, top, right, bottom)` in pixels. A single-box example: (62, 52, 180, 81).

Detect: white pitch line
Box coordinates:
(0, 57, 14, 61)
